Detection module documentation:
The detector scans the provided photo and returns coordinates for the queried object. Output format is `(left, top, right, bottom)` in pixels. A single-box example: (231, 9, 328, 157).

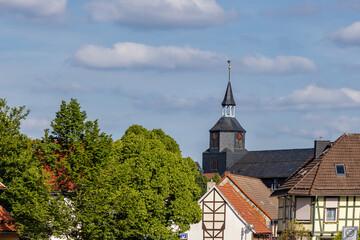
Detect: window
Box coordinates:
(210, 158, 218, 170)
(325, 197, 338, 223)
(235, 133, 243, 148)
(296, 197, 311, 222)
(210, 132, 219, 149)
(335, 164, 346, 176)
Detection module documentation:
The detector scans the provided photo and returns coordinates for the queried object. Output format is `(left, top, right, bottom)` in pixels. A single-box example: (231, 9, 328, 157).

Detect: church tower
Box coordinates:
(202, 61, 247, 176)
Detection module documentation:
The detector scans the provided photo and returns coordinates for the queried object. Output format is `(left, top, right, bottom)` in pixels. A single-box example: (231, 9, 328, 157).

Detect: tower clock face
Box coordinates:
(237, 133, 242, 139)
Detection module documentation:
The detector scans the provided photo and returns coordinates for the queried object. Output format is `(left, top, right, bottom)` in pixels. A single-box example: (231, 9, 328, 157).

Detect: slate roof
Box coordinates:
(217, 185, 272, 235)
(221, 82, 236, 106)
(210, 117, 246, 132)
(0, 206, 16, 233)
(272, 134, 360, 196)
(219, 174, 278, 219)
(229, 148, 314, 178)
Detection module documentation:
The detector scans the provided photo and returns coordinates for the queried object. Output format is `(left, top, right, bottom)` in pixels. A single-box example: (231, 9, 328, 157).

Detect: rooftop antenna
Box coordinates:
(227, 60, 231, 83)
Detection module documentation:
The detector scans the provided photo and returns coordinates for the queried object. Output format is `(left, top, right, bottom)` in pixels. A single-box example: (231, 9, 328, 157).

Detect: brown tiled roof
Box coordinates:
(0, 206, 16, 232)
(272, 134, 360, 196)
(220, 174, 278, 219)
(217, 186, 272, 235)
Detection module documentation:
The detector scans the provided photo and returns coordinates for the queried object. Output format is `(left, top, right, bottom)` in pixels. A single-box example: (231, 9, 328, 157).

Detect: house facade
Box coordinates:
(186, 183, 272, 240)
(272, 134, 360, 240)
(217, 173, 278, 235)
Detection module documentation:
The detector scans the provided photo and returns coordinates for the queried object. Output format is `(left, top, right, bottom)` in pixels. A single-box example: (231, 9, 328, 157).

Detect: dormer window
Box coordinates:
(335, 164, 346, 176)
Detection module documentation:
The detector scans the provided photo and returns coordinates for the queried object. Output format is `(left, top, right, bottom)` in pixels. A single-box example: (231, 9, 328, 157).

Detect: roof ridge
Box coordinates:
(248, 148, 313, 152)
(217, 185, 271, 234)
(291, 160, 321, 193)
(285, 154, 314, 182)
(223, 173, 273, 220)
(307, 133, 349, 194)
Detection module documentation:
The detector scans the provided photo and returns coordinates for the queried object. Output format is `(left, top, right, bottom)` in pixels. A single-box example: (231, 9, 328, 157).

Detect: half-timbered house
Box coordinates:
(272, 133, 360, 240)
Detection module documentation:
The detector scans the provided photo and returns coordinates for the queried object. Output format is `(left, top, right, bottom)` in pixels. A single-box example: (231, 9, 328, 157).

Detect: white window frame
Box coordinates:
(324, 197, 338, 223)
(335, 164, 346, 176)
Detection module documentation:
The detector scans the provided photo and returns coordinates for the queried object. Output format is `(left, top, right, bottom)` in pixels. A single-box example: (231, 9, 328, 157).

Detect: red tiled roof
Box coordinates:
(0, 206, 16, 232)
(217, 186, 272, 235)
(219, 174, 278, 219)
(203, 173, 216, 180)
(0, 182, 6, 191)
(273, 134, 360, 196)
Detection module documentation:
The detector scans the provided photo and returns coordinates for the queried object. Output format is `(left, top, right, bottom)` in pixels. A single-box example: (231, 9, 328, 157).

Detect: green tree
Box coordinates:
(210, 173, 221, 184)
(0, 99, 55, 239)
(195, 172, 209, 198)
(280, 220, 310, 240)
(36, 99, 116, 239)
(112, 125, 202, 239)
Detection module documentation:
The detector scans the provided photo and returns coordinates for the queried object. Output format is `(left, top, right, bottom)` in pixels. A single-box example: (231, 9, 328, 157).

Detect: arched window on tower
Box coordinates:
(210, 132, 219, 149)
(235, 133, 243, 149)
(210, 158, 218, 170)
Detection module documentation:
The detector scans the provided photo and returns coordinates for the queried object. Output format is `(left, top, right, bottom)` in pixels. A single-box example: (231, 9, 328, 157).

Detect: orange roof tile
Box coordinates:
(217, 186, 272, 235)
(203, 173, 216, 180)
(220, 174, 278, 219)
(0, 206, 16, 233)
(0, 182, 6, 191)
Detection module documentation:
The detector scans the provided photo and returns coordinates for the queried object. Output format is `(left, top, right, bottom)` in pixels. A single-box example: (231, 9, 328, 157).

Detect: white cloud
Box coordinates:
(238, 55, 317, 74)
(86, 0, 235, 28)
(72, 42, 225, 70)
(302, 113, 360, 133)
(330, 22, 360, 47)
(0, 0, 66, 18)
(266, 85, 360, 111)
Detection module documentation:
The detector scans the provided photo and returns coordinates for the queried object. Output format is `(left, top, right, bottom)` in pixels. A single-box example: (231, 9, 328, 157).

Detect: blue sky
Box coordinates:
(1, 0, 360, 164)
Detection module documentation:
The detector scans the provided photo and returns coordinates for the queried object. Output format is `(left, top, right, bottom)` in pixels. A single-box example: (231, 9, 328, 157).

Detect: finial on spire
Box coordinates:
(227, 60, 231, 83)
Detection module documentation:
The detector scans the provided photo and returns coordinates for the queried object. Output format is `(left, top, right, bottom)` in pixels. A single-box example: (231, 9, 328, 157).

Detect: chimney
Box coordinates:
(314, 139, 330, 159)
(207, 179, 216, 191)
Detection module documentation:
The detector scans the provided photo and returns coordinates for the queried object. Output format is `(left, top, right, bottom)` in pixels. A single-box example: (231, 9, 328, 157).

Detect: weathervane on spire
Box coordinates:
(227, 60, 231, 83)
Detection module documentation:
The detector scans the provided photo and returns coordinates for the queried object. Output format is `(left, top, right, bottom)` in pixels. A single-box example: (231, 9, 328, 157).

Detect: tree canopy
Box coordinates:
(0, 99, 55, 239)
(0, 98, 202, 239)
(36, 98, 116, 239)
(112, 125, 202, 239)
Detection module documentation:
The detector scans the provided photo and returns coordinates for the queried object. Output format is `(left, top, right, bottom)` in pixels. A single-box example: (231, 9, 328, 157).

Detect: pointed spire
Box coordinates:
(221, 82, 236, 106)
(221, 60, 236, 117)
(222, 60, 236, 106)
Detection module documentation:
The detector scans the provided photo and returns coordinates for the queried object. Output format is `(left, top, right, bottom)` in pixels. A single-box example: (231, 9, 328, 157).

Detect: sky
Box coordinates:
(1, 0, 360, 164)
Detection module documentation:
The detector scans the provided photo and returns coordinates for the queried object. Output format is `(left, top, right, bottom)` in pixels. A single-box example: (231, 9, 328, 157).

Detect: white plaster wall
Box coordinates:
(224, 206, 252, 240)
(186, 221, 203, 239)
(187, 202, 252, 240)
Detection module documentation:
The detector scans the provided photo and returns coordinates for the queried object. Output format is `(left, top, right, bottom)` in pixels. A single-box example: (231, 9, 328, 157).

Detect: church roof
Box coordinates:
(221, 82, 236, 106)
(272, 134, 360, 196)
(210, 117, 246, 132)
(229, 148, 314, 178)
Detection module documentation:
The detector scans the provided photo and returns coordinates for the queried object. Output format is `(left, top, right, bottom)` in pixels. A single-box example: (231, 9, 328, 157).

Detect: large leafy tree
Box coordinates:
(112, 125, 202, 239)
(37, 99, 116, 239)
(0, 99, 55, 239)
